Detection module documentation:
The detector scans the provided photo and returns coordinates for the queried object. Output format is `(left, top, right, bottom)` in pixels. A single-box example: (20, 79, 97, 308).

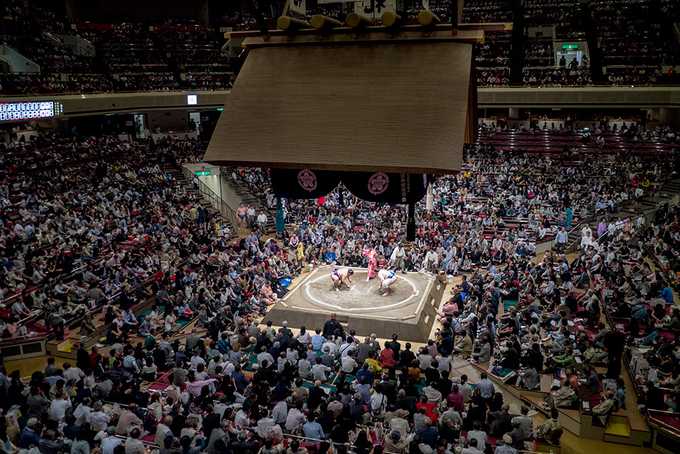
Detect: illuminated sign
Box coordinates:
(561, 43, 579, 50)
(0, 101, 64, 122)
(194, 170, 211, 176)
(187, 94, 197, 105)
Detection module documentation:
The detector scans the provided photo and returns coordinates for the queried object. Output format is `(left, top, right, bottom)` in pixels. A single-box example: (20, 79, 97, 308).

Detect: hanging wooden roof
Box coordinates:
(204, 28, 481, 174)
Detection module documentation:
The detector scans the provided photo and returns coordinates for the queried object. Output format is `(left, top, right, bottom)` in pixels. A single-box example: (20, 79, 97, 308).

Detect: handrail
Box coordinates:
(273, 433, 556, 454)
(181, 166, 239, 230)
(0, 88, 231, 99)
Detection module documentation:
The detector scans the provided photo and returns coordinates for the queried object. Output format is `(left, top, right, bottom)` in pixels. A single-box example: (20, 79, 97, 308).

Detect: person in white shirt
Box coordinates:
(297, 357, 312, 379)
(467, 422, 488, 451)
(461, 438, 483, 454)
(234, 408, 250, 428)
(581, 225, 593, 249)
(73, 398, 93, 426)
(89, 401, 111, 432)
(48, 393, 72, 421)
(272, 400, 288, 425)
(125, 428, 145, 454)
(422, 250, 439, 272)
(189, 353, 206, 370)
(100, 430, 123, 454)
(311, 358, 332, 382)
(257, 212, 267, 229)
(390, 243, 406, 271)
(256, 347, 275, 368)
(340, 352, 358, 374)
(154, 416, 174, 446)
(321, 339, 338, 356)
(370, 389, 387, 416)
(418, 348, 434, 370)
(244, 206, 256, 228)
(339, 339, 356, 357)
(63, 363, 85, 383)
(285, 403, 306, 432)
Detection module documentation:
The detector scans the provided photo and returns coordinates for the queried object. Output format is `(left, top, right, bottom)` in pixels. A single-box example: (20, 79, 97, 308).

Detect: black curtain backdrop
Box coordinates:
(271, 168, 428, 204)
(270, 168, 341, 199)
(342, 172, 428, 204)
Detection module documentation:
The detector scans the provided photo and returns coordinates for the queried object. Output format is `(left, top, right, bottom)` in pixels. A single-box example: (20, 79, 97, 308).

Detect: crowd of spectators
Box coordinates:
(0, 1, 234, 95)
(475, 32, 512, 74)
(593, 0, 674, 67)
(5, 0, 680, 92)
(605, 67, 680, 86)
(0, 134, 230, 338)
(0, 124, 677, 453)
(462, 0, 513, 24)
(522, 0, 586, 39)
(226, 122, 676, 280)
(476, 69, 511, 88)
(523, 41, 554, 68)
(521, 67, 592, 87)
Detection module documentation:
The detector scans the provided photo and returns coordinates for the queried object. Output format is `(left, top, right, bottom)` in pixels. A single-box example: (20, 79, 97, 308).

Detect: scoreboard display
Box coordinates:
(0, 101, 64, 122)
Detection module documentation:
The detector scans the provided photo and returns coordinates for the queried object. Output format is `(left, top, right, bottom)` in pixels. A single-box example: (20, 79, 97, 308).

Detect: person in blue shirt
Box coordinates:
(311, 329, 325, 351)
(232, 365, 249, 393)
(356, 363, 374, 385)
(302, 414, 326, 440)
(565, 206, 573, 228)
(19, 418, 41, 449)
(216, 332, 230, 354)
(661, 285, 674, 305)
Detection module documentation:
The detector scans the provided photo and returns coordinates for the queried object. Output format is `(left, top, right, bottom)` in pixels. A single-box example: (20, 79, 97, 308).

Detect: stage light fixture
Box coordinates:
(310, 15, 343, 30)
(381, 11, 402, 28)
(345, 12, 370, 29)
(276, 15, 311, 31)
(417, 9, 441, 27)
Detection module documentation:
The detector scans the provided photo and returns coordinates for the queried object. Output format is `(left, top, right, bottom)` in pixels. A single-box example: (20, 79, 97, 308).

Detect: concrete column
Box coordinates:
(197, 0, 209, 26)
(64, 0, 77, 22)
(653, 108, 680, 127)
(509, 107, 520, 119)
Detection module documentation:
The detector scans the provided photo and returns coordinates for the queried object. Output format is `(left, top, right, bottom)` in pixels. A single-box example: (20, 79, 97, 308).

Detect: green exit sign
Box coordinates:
(562, 43, 579, 50)
(194, 170, 211, 176)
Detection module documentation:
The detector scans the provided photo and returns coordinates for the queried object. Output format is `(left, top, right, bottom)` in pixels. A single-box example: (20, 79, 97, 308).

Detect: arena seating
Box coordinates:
(0, 2, 234, 95)
(593, 0, 680, 85)
(0, 3, 679, 450)
(462, 0, 513, 23)
(3, 0, 680, 92)
(523, 0, 586, 39)
(475, 31, 513, 87)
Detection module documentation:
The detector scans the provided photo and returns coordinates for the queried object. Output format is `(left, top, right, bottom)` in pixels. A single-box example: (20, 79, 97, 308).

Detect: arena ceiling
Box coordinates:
(204, 37, 475, 174)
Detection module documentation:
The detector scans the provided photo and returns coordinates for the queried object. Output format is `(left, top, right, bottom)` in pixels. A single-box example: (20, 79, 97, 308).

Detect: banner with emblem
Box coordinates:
(289, 0, 307, 16)
(271, 168, 341, 199)
(271, 168, 428, 204)
(342, 172, 429, 204)
(354, 0, 396, 20)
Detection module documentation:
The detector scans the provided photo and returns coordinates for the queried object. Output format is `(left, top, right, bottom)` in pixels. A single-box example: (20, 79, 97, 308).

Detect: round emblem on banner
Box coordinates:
(368, 172, 389, 195)
(297, 169, 317, 192)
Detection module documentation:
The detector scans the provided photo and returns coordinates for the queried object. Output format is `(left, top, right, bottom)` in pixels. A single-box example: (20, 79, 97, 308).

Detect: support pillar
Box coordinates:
(197, 0, 209, 26)
(64, 0, 77, 22)
(406, 202, 416, 241)
(276, 197, 285, 235)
